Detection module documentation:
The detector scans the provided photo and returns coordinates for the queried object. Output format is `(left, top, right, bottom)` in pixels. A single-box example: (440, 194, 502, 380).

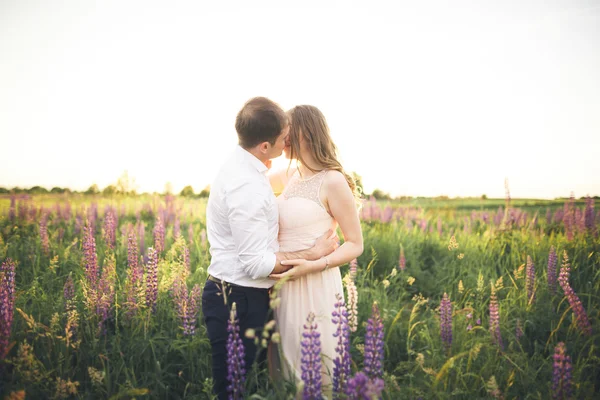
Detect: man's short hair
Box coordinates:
(235, 97, 288, 149)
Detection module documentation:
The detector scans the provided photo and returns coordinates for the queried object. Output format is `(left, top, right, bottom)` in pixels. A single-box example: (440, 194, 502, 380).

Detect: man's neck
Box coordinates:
(244, 146, 269, 166)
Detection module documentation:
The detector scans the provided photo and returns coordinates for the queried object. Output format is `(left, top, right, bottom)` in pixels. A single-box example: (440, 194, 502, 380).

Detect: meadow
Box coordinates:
(0, 193, 598, 399)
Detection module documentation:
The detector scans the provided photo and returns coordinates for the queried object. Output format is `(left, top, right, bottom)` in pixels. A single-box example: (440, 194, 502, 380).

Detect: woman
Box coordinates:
(268, 105, 364, 392)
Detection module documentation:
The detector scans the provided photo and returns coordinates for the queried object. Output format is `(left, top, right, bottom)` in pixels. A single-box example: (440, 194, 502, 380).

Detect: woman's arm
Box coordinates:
(270, 170, 363, 280)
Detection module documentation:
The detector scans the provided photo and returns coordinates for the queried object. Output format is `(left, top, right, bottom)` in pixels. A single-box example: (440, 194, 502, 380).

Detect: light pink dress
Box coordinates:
(272, 169, 344, 389)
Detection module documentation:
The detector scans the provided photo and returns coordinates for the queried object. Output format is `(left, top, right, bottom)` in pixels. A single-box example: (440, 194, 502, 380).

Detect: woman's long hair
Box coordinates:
(287, 105, 362, 203)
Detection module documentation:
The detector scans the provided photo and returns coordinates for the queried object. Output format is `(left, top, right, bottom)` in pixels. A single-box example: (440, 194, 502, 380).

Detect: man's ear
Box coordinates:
(259, 142, 270, 154)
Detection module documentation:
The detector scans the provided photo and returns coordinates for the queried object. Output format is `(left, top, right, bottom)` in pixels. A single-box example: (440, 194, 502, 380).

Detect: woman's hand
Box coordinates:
(269, 258, 323, 281)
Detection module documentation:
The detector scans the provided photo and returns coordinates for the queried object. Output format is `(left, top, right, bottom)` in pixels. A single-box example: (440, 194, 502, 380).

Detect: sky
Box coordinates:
(1, 0, 599, 199)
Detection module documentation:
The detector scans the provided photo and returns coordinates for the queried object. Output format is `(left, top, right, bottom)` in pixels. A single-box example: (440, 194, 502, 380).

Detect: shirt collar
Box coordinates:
(236, 145, 268, 174)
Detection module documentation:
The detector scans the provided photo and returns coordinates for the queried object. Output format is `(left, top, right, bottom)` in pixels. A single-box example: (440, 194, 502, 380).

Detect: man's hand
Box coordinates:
(269, 259, 321, 281)
(271, 262, 292, 274)
(310, 229, 339, 260)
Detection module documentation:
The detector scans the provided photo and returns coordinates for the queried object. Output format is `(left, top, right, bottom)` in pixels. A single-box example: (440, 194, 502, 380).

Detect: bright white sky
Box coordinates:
(1, 0, 599, 198)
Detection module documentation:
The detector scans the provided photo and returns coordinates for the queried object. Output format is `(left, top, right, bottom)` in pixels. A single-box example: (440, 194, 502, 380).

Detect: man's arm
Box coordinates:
(272, 229, 338, 273)
(226, 183, 277, 279)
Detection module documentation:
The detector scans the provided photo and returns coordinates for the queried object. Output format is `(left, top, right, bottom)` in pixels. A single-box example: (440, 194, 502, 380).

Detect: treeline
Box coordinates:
(0, 184, 210, 198)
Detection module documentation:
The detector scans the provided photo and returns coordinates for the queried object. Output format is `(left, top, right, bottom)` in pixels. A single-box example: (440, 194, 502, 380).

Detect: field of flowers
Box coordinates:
(0, 193, 598, 399)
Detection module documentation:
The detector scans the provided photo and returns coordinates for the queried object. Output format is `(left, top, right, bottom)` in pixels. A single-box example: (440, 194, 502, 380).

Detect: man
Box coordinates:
(202, 97, 337, 399)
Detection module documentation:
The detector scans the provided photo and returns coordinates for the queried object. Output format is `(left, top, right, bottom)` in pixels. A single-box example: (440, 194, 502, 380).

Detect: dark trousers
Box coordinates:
(202, 279, 270, 400)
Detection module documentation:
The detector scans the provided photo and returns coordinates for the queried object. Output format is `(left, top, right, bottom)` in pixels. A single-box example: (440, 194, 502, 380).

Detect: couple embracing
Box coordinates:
(202, 97, 364, 399)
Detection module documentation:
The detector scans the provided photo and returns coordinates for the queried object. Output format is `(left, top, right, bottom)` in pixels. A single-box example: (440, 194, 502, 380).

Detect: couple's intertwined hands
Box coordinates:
(269, 229, 339, 281)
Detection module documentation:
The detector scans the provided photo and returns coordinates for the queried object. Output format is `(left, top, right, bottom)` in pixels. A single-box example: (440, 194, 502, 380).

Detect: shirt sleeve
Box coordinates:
(225, 180, 277, 279)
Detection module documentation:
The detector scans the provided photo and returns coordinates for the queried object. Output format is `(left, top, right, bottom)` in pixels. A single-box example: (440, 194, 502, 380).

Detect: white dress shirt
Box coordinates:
(206, 146, 279, 289)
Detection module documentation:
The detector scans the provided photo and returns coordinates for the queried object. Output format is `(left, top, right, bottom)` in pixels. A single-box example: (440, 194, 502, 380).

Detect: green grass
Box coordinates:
(0, 195, 598, 399)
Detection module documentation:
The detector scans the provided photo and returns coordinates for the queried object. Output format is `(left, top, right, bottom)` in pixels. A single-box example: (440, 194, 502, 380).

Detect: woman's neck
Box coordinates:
(298, 157, 323, 177)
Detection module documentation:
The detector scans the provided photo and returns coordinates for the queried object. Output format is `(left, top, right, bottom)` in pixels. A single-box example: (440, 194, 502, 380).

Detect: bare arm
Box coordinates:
(271, 229, 338, 273)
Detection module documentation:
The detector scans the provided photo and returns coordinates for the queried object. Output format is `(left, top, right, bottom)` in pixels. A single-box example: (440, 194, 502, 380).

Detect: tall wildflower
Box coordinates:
(552, 342, 573, 400)
(8, 196, 16, 222)
(349, 258, 358, 277)
(343, 273, 358, 332)
(63, 274, 78, 346)
(584, 196, 597, 237)
(153, 217, 165, 253)
(345, 372, 385, 400)
(364, 302, 384, 380)
(171, 279, 202, 336)
(187, 223, 194, 245)
(547, 246, 558, 294)
(1, 258, 16, 360)
(173, 217, 181, 239)
(39, 211, 50, 256)
(102, 211, 116, 250)
(332, 293, 352, 397)
(300, 312, 322, 400)
(437, 217, 442, 236)
(124, 232, 143, 319)
(526, 256, 535, 304)
(227, 303, 246, 400)
(440, 293, 452, 352)
(558, 251, 592, 336)
(145, 247, 159, 313)
(515, 318, 523, 342)
(96, 252, 116, 335)
(83, 224, 99, 288)
(489, 282, 503, 349)
(137, 221, 146, 262)
(399, 247, 406, 271)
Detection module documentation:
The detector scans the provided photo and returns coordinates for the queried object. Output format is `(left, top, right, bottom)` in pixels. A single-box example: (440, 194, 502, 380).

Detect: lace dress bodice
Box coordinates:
(276, 170, 336, 252)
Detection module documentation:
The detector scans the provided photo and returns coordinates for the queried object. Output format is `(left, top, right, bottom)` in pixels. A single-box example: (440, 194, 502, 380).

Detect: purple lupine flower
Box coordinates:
(102, 210, 116, 250)
(125, 232, 142, 319)
(173, 217, 181, 239)
(440, 293, 452, 352)
(96, 254, 116, 335)
(83, 223, 99, 288)
(64, 274, 75, 303)
(39, 211, 50, 256)
(526, 256, 535, 304)
(584, 197, 597, 237)
(437, 217, 442, 236)
(564, 195, 574, 241)
(0, 258, 16, 360)
(364, 302, 385, 379)
(345, 372, 385, 400)
(515, 318, 523, 341)
(138, 221, 146, 263)
(558, 251, 592, 336)
(145, 247, 159, 313)
(63, 274, 78, 342)
(74, 214, 83, 236)
(183, 245, 191, 274)
(301, 312, 322, 400)
(574, 208, 584, 234)
(187, 223, 194, 245)
(382, 205, 393, 223)
(546, 208, 552, 225)
(227, 302, 246, 400)
(349, 258, 358, 278)
(8, 196, 16, 222)
(552, 342, 573, 400)
(332, 293, 352, 397)
(171, 279, 202, 336)
(489, 285, 503, 349)
(399, 247, 406, 271)
(153, 217, 165, 253)
(548, 246, 558, 294)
